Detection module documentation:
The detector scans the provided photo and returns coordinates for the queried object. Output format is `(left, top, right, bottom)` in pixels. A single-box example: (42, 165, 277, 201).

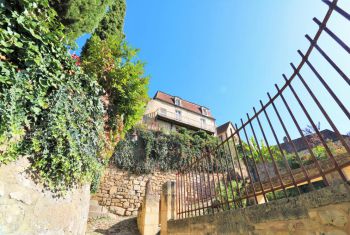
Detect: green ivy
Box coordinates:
(0, 0, 106, 191)
(114, 126, 217, 174)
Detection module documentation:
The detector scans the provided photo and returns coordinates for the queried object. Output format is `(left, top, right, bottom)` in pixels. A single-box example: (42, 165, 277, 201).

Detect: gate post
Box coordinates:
(137, 179, 160, 235)
(160, 181, 176, 235)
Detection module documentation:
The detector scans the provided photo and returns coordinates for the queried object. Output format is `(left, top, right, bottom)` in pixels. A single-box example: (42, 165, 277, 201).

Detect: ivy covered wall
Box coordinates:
(113, 126, 218, 174)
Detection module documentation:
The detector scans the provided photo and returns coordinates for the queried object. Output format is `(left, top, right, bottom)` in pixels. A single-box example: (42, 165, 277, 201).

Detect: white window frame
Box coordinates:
(200, 118, 206, 128)
(201, 107, 208, 116)
(175, 110, 182, 120)
(174, 97, 181, 106)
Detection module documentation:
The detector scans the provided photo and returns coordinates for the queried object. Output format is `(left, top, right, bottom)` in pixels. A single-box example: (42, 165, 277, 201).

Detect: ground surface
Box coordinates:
(86, 216, 140, 235)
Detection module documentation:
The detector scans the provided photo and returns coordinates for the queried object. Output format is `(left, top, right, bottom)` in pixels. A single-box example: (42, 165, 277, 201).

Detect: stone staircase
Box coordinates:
(89, 199, 116, 220)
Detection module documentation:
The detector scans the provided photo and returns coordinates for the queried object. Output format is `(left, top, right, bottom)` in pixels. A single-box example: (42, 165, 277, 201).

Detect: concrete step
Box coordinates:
(90, 199, 99, 207)
(89, 204, 102, 212)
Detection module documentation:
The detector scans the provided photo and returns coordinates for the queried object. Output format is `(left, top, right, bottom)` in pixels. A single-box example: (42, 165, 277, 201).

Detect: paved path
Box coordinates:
(86, 216, 140, 235)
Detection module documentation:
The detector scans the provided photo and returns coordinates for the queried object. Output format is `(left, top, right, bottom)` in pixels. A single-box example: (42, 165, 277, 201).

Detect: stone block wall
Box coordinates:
(0, 157, 90, 235)
(92, 165, 176, 216)
(167, 182, 350, 235)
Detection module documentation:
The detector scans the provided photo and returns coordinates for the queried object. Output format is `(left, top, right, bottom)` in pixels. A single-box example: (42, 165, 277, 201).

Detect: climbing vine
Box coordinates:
(113, 126, 217, 174)
(0, 0, 106, 191)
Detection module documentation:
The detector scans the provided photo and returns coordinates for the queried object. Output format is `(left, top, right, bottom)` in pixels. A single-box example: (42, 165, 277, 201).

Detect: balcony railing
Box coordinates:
(144, 109, 216, 133)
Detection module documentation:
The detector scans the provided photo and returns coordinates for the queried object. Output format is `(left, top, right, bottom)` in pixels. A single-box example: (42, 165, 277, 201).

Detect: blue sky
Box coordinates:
(76, 0, 350, 141)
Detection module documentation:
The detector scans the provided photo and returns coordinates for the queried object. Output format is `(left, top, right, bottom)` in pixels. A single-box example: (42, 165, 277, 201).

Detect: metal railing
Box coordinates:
(144, 109, 216, 133)
(176, 0, 350, 219)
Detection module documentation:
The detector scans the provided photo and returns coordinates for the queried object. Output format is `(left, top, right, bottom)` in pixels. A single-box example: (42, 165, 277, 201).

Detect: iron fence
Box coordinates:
(176, 0, 350, 219)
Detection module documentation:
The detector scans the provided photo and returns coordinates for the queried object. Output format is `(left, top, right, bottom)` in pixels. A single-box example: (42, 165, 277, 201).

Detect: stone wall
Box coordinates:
(92, 165, 176, 216)
(167, 182, 350, 235)
(0, 157, 90, 235)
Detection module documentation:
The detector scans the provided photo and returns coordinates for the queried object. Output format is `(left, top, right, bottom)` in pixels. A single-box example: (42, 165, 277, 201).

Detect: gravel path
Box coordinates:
(86, 216, 140, 235)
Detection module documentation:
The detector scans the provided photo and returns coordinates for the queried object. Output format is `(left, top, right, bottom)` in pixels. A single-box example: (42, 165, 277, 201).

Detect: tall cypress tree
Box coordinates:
(94, 0, 126, 40)
(49, 0, 115, 43)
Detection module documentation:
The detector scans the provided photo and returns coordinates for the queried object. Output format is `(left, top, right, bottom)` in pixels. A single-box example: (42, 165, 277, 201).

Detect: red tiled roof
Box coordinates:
(217, 121, 234, 134)
(153, 91, 214, 119)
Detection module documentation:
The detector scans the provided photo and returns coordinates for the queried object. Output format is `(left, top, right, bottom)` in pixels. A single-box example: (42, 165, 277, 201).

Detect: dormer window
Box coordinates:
(174, 97, 181, 106)
(201, 107, 208, 116)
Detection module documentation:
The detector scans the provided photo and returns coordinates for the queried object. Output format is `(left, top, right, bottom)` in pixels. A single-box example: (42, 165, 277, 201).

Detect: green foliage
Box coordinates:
(237, 137, 282, 163)
(285, 141, 344, 170)
(49, 0, 125, 43)
(114, 127, 217, 174)
(81, 34, 149, 138)
(0, 0, 106, 191)
(216, 180, 246, 209)
(266, 181, 325, 201)
(94, 0, 126, 40)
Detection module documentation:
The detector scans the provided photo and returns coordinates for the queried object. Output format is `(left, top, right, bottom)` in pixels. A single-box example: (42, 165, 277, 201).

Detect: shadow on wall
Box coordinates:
(94, 217, 141, 235)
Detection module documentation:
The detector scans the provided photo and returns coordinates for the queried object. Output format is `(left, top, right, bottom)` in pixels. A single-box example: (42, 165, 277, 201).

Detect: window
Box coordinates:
(175, 110, 182, 120)
(160, 108, 167, 116)
(201, 107, 208, 116)
(200, 118, 206, 128)
(174, 97, 181, 106)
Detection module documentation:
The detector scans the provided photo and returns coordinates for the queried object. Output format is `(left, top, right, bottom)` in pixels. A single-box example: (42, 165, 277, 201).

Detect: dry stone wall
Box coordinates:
(92, 165, 176, 216)
(0, 157, 90, 235)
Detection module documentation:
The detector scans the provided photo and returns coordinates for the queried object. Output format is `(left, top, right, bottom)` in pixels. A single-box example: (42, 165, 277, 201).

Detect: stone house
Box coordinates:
(142, 91, 216, 134)
(280, 129, 350, 153)
(216, 121, 236, 141)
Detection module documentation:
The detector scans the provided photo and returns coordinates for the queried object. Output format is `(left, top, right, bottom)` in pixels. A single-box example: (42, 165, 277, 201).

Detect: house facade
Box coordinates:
(216, 121, 236, 141)
(143, 91, 216, 134)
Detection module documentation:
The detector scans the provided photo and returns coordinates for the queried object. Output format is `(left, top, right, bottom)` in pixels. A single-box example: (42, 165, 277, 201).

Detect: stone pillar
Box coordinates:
(137, 179, 160, 235)
(0, 157, 90, 235)
(160, 181, 176, 235)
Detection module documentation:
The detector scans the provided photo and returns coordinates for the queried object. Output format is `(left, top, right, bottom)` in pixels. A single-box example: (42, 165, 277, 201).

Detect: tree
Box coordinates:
(49, 0, 126, 43)
(80, 0, 149, 158)
(94, 0, 126, 40)
(81, 34, 149, 157)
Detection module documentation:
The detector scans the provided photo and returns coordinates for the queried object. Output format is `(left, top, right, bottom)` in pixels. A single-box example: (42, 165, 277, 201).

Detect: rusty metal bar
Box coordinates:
(234, 124, 259, 205)
(298, 50, 350, 120)
(253, 107, 292, 197)
(206, 151, 221, 211)
(220, 139, 239, 209)
(305, 35, 350, 87)
(211, 0, 337, 150)
(241, 119, 269, 202)
(189, 158, 198, 216)
(276, 84, 329, 186)
(247, 113, 277, 200)
(213, 149, 229, 210)
(197, 153, 208, 215)
(322, 0, 350, 21)
(224, 132, 244, 207)
(176, 173, 178, 219)
(267, 92, 315, 190)
(313, 18, 350, 54)
(217, 145, 230, 209)
(175, 0, 350, 219)
(283, 74, 348, 182)
(291, 63, 350, 155)
(194, 156, 203, 216)
(203, 149, 216, 214)
(228, 130, 252, 205)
